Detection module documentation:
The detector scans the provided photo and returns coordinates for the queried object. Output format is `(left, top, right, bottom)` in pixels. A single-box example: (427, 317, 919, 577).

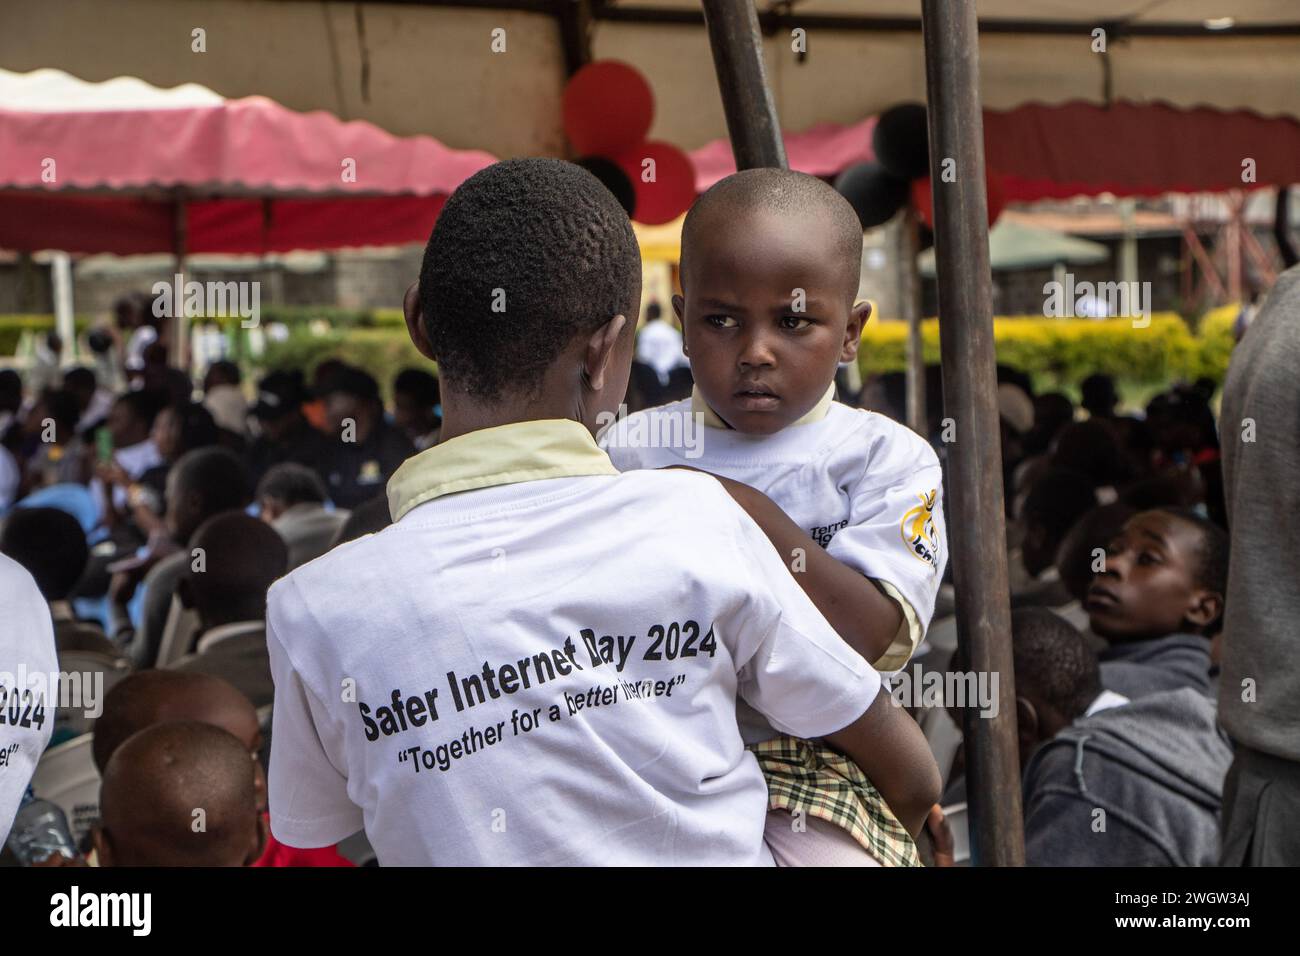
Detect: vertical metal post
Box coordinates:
(920, 0, 1024, 866)
(901, 208, 927, 436)
(701, 0, 787, 170)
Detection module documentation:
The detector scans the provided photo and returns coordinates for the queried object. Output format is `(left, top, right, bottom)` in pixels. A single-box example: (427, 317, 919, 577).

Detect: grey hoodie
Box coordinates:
(1023, 688, 1231, 866)
(1099, 633, 1213, 700)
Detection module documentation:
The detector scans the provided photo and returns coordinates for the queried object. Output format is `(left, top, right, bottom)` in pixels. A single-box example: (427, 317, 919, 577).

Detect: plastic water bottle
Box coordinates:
(6, 788, 79, 865)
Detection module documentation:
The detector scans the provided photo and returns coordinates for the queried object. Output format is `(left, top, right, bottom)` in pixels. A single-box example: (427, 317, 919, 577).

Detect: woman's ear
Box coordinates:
(402, 282, 438, 362)
(1185, 589, 1225, 633)
(841, 300, 871, 363)
(583, 314, 629, 393)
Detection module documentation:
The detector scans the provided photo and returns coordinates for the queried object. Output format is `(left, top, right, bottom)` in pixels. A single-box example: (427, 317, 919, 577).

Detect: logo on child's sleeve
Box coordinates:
(900, 489, 940, 573)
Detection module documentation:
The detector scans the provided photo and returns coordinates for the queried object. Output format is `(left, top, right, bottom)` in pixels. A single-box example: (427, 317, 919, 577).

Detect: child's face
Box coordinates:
(1085, 511, 1216, 642)
(678, 207, 865, 435)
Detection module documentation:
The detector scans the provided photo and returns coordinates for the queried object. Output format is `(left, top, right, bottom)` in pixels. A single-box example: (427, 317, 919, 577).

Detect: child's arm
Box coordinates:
(712, 475, 905, 666)
(822, 686, 941, 837)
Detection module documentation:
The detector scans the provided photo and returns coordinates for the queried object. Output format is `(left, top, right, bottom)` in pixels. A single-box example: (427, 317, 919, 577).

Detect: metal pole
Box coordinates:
(920, 0, 1024, 866)
(901, 208, 927, 436)
(701, 0, 787, 170)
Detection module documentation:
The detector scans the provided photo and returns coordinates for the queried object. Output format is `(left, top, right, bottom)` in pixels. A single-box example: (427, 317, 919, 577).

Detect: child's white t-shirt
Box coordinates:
(601, 395, 948, 680)
(266, 465, 879, 866)
(0, 555, 58, 845)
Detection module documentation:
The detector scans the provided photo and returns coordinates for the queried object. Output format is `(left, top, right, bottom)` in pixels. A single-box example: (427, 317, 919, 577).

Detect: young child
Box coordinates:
(94, 721, 262, 867)
(1085, 507, 1228, 699)
(601, 168, 947, 864)
(264, 158, 939, 866)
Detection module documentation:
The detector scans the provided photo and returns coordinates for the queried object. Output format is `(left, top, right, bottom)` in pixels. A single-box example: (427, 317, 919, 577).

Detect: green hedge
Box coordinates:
(857, 308, 1238, 390)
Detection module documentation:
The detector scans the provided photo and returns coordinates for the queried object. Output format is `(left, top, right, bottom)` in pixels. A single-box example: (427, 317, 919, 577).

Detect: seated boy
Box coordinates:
(1084, 507, 1228, 699)
(1012, 608, 1231, 866)
(94, 721, 262, 867)
(265, 158, 939, 866)
(601, 169, 947, 864)
(172, 512, 290, 709)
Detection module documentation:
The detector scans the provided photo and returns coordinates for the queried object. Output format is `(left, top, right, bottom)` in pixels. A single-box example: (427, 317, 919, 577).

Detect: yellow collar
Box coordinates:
(387, 419, 619, 521)
(689, 382, 836, 430)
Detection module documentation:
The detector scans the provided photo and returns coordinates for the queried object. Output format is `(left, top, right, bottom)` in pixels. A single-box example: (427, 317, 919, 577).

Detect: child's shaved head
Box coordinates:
(93, 670, 260, 773)
(674, 168, 869, 434)
(681, 168, 864, 304)
(96, 721, 260, 867)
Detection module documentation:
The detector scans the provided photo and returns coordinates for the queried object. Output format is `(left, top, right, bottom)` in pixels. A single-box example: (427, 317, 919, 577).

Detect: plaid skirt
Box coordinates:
(750, 733, 921, 868)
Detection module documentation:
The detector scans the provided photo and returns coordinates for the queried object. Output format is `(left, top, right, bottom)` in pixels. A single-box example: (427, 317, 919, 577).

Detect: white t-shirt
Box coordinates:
(0, 555, 58, 845)
(267, 468, 878, 866)
(601, 397, 948, 677)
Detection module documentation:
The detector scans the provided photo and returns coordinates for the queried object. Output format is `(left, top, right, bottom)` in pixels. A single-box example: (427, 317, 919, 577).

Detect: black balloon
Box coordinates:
(873, 103, 930, 180)
(575, 156, 636, 217)
(834, 162, 910, 229)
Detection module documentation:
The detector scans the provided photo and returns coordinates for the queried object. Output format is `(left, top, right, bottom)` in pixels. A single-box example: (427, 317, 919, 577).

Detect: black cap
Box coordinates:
(252, 370, 307, 420)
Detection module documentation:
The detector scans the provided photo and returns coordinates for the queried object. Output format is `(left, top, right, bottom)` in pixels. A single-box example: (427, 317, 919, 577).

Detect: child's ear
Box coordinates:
(1185, 589, 1225, 633)
(401, 281, 438, 363)
(841, 300, 871, 363)
(583, 313, 629, 393)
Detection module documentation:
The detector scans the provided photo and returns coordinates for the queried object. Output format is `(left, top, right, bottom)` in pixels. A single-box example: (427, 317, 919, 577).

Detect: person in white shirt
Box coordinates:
(265, 158, 939, 866)
(635, 301, 687, 386)
(602, 168, 949, 864)
(0, 554, 58, 845)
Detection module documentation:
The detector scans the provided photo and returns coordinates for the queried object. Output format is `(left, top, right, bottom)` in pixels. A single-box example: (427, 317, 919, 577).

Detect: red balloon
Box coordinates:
(911, 168, 1007, 228)
(563, 61, 654, 156)
(614, 141, 696, 225)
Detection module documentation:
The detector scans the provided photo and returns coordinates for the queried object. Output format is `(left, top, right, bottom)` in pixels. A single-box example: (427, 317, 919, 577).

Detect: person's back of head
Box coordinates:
(330, 492, 391, 547)
(416, 157, 641, 405)
(181, 512, 288, 628)
(165, 445, 253, 544)
(95, 721, 261, 867)
(204, 360, 241, 391)
(31, 388, 81, 442)
(1080, 373, 1118, 418)
(256, 462, 328, 519)
(392, 367, 439, 407)
(93, 669, 260, 774)
(0, 368, 22, 413)
(1051, 418, 1128, 489)
(0, 507, 88, 601)
(1019, 469, 1098, 579)
(1011, 608, 1102, 765)
(1024, 391, 1074, 457)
